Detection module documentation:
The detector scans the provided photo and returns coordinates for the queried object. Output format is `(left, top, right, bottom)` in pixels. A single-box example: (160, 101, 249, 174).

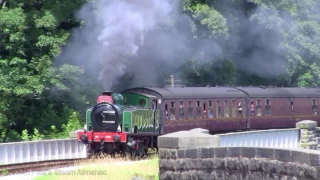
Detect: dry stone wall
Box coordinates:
(158, 129, 320, 180)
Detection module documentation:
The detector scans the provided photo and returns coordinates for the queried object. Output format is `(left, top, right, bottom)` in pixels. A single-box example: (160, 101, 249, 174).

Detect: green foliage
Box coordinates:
(61, 111, 82, 136)
(1, 0, 320, 142)
(180, 59, 237, 86)
(31, 128, 44, 141)
(0, 0, 89, 142)
(21, 129, 30, 141)
(183, 1, 229, 38)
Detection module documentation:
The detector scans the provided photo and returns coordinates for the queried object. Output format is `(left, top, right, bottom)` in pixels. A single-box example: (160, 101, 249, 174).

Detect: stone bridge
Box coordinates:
(158, 120, 320, 180)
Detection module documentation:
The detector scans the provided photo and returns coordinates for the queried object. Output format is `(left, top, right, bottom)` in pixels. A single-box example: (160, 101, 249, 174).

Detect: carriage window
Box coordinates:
(179, 101, 184, 120)
(203, 103, 207, 118)
(170, 101, 176, 120)
(196, 101, 201, 119)
(242, 102, 246, 118)
(265, 99, 271, 116)
(217, 101, 222, 118)
(232, 100, 237, 117)
(256, 100, 262, 116)
(224, 100, 229, 118)
(165, 104, 168, 120)
(312, 99, 317, 115)
(208, 101, 214, 118)
(188, 101, 193, 119)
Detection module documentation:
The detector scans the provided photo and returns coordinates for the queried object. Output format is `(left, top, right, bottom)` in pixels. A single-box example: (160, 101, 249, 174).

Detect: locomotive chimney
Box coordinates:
(170, 75, 174, 87)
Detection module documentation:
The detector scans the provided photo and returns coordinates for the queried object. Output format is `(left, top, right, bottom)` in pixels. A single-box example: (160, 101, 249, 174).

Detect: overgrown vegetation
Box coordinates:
(1, 0, 320, 142)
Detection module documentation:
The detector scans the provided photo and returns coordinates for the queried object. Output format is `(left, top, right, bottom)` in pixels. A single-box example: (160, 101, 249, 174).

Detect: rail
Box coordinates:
(0, 138, 87, 166)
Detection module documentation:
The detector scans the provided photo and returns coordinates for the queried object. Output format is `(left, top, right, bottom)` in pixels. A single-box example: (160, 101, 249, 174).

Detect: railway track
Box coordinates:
(0, 150, 157, 176)
(0, 158, 86, 176)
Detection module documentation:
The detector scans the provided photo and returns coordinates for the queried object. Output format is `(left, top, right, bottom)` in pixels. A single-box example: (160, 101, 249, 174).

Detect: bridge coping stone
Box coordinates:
(158, 129, 219, 149)
(296, 120, 318, 129)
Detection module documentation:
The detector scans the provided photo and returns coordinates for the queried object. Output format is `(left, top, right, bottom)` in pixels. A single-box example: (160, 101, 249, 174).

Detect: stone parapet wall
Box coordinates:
(158, 128, 320, 180)
(159, 147, 320, 180)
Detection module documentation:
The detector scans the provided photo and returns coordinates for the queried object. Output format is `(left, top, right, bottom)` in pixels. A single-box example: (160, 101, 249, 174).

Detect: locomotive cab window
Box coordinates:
(312, 99, 317, 115)
(139, 99, 146, 107)
(265, 99, 271, 116)
(152, 100, 157, 110)
(170, 101, 176, 120)
(179, 101, 184, 120)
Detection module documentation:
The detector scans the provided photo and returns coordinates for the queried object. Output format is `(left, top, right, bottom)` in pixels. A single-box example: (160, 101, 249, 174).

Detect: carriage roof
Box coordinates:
(123, 87, 246, 99)
(123, 86, 320, 99)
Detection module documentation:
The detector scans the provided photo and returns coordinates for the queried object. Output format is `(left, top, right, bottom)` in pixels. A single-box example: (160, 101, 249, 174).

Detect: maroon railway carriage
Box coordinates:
(122, 86, 320, 134)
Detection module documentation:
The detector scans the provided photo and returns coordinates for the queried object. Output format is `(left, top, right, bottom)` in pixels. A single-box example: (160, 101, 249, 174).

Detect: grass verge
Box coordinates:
(33, 156, 159, 180)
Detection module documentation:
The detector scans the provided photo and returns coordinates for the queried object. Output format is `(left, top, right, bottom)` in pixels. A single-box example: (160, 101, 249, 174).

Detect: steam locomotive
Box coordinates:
(77, 85, 320, 157)
(77, 91, 159, 158)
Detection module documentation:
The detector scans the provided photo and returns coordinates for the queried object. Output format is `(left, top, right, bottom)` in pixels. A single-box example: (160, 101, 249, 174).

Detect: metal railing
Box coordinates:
(0, 128, 301, 166)
(0, 138, 87, 165)
(216, 128, 300, 149)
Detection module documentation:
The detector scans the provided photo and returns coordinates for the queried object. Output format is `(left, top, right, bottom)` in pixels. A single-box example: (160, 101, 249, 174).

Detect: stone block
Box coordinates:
(227, 147, 241, 157)
(200, 147, 215, 158)
(185, 148, 200, 159)
(189, 128, 209, 134)
(291, 149, 311, 165)
(301, 134, 315, 139)
(255, 148, 275, 159)
(296, 120, 318, 129)
(301, 141, 318, 149)
(240, 147, 256, 158)
(301, 139, 310, 143)
(177, 149, 185, 159)
(301, 130, 315, 135)
(159, 149, 177, 159)
(215, 147, 228, 158)
(309, 151, 320, 166)
(274, 148, 291, 162)
(158, 131, 219, 149)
